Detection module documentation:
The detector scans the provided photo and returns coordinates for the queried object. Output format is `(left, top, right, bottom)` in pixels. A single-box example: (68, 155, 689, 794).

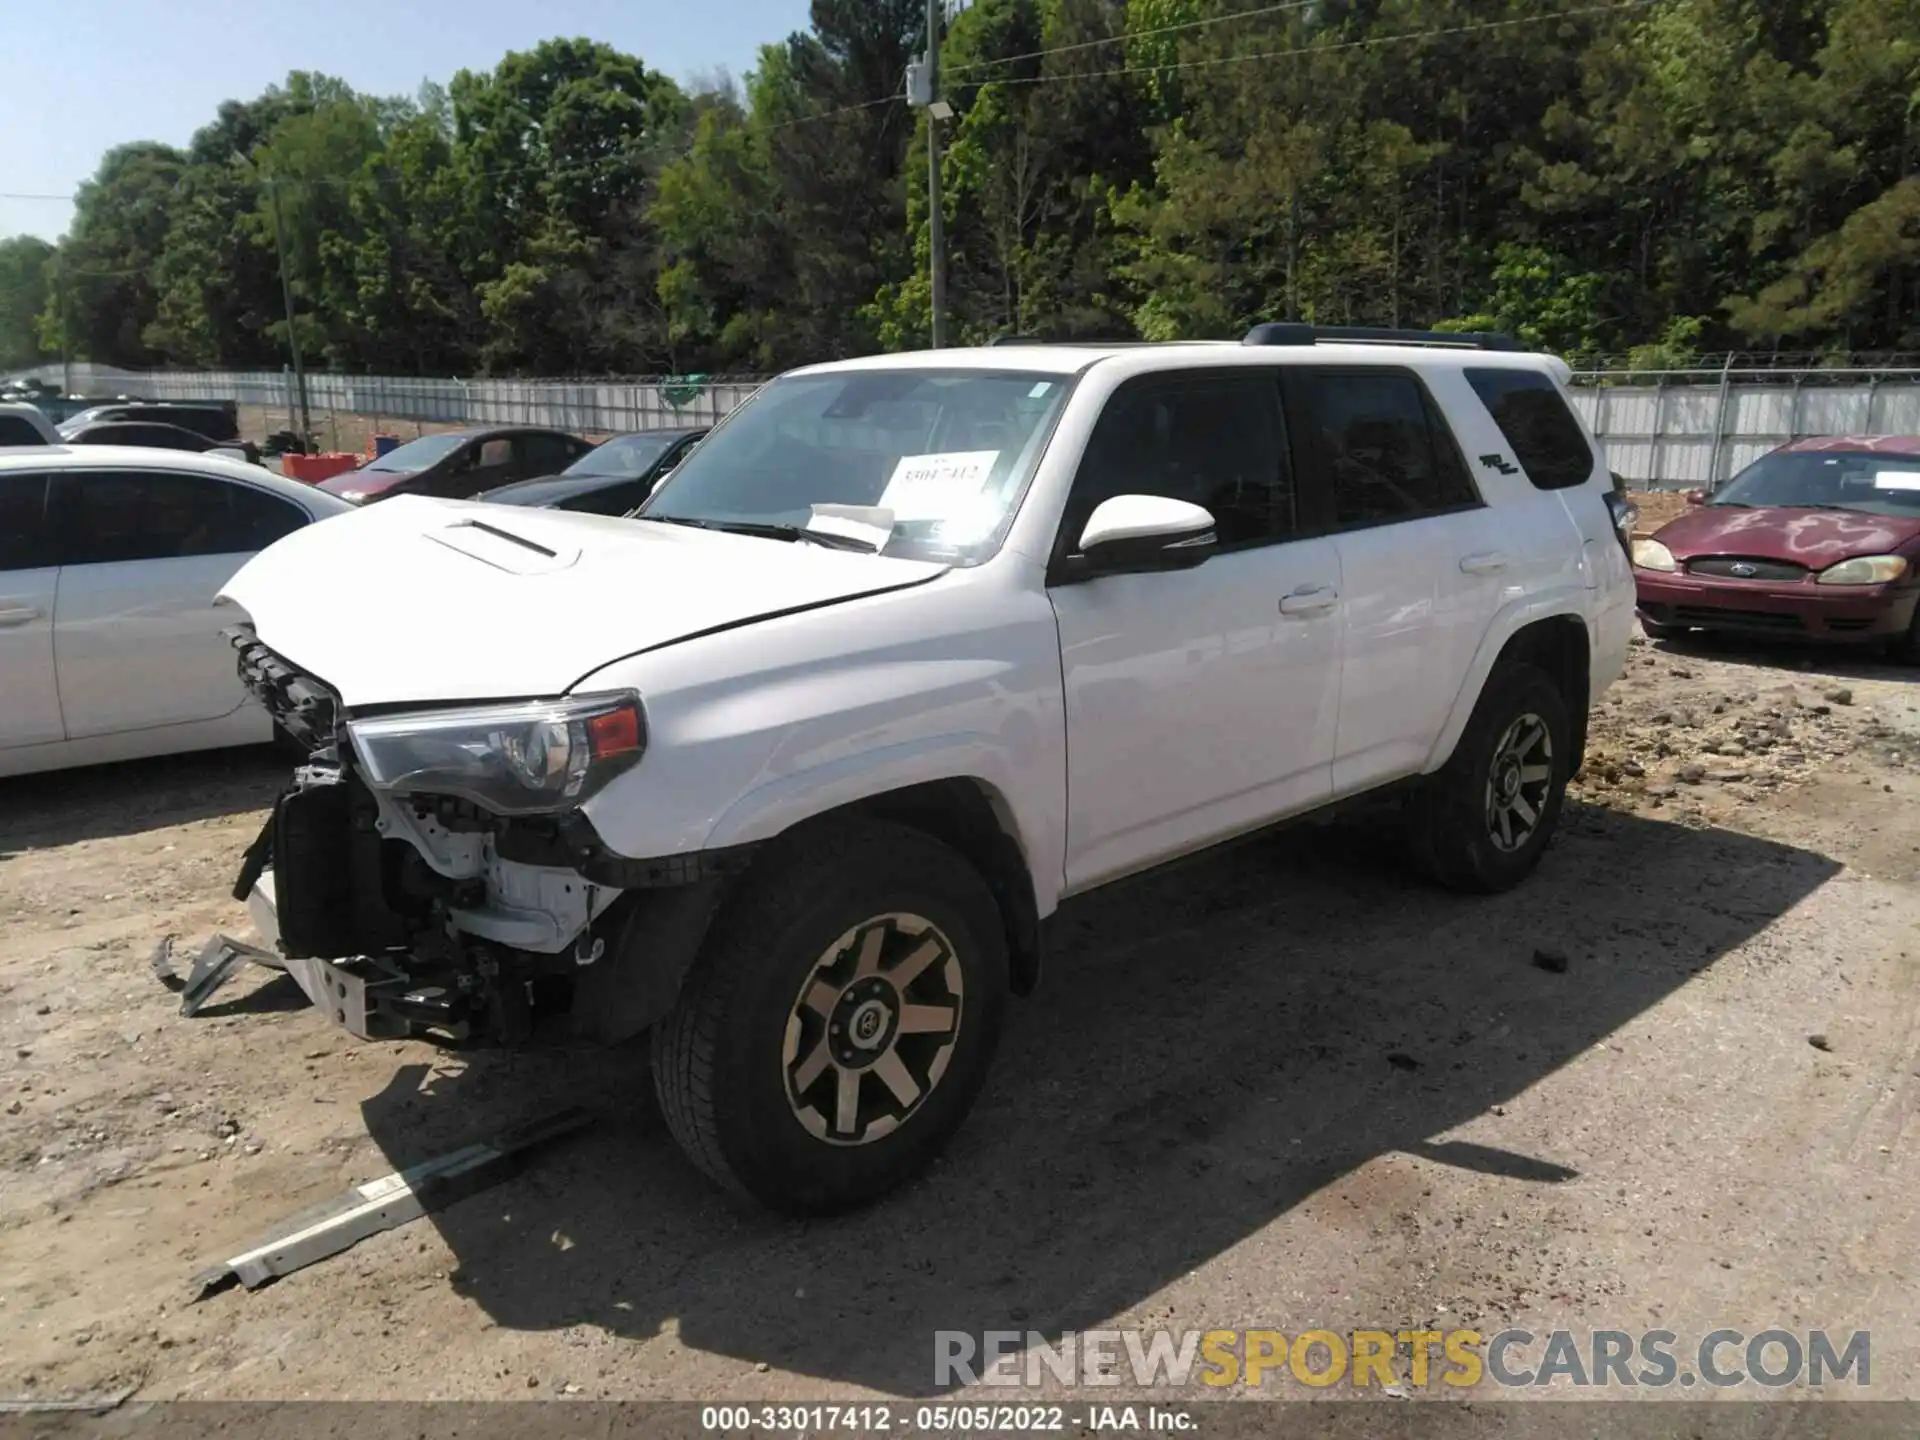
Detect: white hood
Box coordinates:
(218, 495, 948, 706)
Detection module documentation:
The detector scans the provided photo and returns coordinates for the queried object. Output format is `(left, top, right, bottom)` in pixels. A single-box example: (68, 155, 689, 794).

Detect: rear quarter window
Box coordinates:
(1464, 368, 1596, 490)
(0, 414, 47, 446)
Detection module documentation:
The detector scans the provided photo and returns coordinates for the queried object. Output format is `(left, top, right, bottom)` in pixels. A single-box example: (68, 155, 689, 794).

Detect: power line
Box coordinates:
(944, 0, 1321, 78)
(0, 192, 75, 202)
(767, 93, 904, 131)
(976, 0, 1658, 89)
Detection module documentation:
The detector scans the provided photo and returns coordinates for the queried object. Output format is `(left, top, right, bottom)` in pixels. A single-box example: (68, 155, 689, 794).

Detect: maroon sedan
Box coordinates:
(1632, 436, 1920, 660)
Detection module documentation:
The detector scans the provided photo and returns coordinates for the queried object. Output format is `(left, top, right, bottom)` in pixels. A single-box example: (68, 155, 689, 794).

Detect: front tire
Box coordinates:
(651, 817, 1007, 1214)
(1887, 603, 1920, 665)
(1406, 662, 1572, 894)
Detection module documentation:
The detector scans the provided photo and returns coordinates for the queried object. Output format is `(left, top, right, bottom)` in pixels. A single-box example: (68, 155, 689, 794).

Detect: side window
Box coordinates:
(1464, 367, 1596, 490)
(479, 438, 513, 467)
(0, 414, 45, 446)
(54, 470, 284, 565)
(1297, 371, 1481, 528)
(523, 433, 580, 467)
(225, 484, 307, 551)
(0, 474, 52, 570)
(1065, 372, 1294, 551)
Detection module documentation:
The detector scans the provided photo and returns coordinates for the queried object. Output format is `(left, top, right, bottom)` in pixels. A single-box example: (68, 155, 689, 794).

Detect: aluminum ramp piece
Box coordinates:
(189, 1106, 594, 1297)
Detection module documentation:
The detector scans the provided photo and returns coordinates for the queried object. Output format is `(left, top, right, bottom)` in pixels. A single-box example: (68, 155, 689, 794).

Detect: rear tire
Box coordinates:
(651, 817, 1007, 1214)
(1407, 663, 1571, 894)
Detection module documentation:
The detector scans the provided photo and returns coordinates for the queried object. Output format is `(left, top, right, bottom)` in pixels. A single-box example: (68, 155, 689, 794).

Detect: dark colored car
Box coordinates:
(475, 426, 708, 515)
(57, 401, 240, 444)
(320, 426, 593, 505)
(64, 421, 260, 463)
(1632, 436, 1920, 659)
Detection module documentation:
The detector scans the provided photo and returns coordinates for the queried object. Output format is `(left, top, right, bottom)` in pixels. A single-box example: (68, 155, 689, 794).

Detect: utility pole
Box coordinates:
(57, 257, 72, 396)
(923, 0, 948, 348)
(266, 175, 312, 443)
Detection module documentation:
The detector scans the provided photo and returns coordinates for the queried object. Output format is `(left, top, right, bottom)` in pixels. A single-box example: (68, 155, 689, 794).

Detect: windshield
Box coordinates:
(56, 408, 106, 438)
(639, 369, 1072, 564)
(565, 433, 676, 477)
(365, 433, 468, 472)
(1713, 450, 1920, 518)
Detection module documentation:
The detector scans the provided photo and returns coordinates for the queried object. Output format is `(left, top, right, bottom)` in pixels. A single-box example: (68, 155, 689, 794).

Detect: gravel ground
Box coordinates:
(2, 628, 1917, 1407)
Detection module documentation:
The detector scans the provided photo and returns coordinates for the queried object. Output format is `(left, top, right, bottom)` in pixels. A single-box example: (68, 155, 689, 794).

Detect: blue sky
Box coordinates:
(0, 0, 815, 242)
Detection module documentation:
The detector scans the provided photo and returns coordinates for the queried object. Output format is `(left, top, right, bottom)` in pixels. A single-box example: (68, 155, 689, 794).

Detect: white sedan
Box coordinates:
(0, 446, 353, 778)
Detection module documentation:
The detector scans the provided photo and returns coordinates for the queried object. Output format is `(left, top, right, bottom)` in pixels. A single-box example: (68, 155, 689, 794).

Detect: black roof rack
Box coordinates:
(1241, 322, 1521, 351)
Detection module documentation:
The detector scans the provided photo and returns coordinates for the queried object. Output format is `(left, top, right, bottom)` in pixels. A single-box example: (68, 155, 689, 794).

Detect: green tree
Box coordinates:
(42, 142, 188, 365)
(0, 236, 55, 370)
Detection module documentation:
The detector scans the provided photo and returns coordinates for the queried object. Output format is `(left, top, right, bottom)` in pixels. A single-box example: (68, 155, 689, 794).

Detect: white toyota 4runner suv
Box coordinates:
(220, 324, 1636, 1213)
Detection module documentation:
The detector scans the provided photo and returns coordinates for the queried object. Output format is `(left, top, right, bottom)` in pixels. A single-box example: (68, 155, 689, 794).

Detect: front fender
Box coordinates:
(1424, 589, 1592, 773)
(703, 735, 1061, 915)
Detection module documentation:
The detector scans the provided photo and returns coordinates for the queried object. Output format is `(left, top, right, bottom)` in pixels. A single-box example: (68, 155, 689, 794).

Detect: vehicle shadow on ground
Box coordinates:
(1652, 630, 1920, 686)
(0, 744, 284, 857)
(357, 800, 1839, 1396)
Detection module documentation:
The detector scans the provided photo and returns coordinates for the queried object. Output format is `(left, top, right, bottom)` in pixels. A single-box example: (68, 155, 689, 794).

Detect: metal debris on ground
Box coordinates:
(188, 1106, 595, 1300)
(153, 934, 285, 1015)
(0, 1386, 140, 1415)
(176, 935, 283, 1016)
(148, 934, 180, 987)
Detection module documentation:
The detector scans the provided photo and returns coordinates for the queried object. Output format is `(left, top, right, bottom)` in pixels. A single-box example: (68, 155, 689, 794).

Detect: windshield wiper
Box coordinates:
(639, 515, 881, 553)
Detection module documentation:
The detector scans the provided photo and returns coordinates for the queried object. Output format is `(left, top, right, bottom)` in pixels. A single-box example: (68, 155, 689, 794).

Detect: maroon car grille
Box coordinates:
(1686, 556, 1808, 582)
(1671, 606, 1805, 631)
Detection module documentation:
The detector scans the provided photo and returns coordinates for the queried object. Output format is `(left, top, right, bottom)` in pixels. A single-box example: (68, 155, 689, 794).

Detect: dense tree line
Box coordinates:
(1, 0, 1914, 378)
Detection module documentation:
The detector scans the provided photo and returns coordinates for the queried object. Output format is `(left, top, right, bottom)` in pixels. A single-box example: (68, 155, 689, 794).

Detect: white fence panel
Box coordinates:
(1570, 370, 1920, 489)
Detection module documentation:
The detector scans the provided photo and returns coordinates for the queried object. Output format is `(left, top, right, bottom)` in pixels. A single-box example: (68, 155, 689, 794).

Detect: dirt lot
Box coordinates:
(3, 628, 1919, 1407)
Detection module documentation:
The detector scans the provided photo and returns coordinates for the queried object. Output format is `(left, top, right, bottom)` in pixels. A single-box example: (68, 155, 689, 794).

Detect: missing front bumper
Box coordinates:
(249, 869, 472, 1041)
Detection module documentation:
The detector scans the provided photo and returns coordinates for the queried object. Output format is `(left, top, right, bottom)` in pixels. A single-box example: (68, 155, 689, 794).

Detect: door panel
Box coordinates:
(1048, 367, 1339, 892)
(53, 555, 252, 736)
(49, 468, 305, 738)
(1053, 540, 1343, 890)
(0, 472, 63, 747)
(1331, 513, 1501, 792)
(1285, 367, 1498, 794)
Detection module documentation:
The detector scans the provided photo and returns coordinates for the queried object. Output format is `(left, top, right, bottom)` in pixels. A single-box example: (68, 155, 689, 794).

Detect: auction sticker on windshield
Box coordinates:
(880, 450, 999, 519)
(1872, 470, 1920, 490)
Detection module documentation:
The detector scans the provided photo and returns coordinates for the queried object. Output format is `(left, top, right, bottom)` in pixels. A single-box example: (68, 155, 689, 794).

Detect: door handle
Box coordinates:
(0, 604, 44, 628)
(1459, 551, 1509, 576)
(1278, 585, 1339, 618)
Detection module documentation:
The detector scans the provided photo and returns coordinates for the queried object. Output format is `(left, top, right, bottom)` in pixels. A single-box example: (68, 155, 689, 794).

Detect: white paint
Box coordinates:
(0, 447, 353, 777)
(226, 340, 1632, 953)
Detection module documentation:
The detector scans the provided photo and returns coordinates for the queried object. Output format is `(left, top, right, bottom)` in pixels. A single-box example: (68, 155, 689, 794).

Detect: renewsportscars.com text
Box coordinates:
(935, 1328, 1871, 1390)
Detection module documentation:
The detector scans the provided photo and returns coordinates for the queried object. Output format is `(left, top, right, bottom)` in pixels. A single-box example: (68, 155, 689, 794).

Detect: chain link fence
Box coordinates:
(16, 364, 768, 444)
(1567, 365, 1920, 491)
(20, 359, 1920, 491)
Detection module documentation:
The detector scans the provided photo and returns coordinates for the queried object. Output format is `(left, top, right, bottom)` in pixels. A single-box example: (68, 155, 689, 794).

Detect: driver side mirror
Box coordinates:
(1064, 495, 1217, 580)
(1685, 488, 1709, 507)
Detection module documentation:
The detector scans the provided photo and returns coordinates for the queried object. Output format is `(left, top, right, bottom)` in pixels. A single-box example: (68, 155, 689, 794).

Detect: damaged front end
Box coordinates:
(226, 626, 747, 1047)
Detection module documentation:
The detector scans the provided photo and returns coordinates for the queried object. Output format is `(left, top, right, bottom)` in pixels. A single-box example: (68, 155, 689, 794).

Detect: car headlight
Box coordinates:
(1815, 554, 1908, 586)
(1630, 538, 1677, 572)
(346, 691, 645, 815)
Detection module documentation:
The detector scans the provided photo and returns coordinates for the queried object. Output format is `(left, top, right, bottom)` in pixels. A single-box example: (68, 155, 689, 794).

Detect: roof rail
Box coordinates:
(1241, 322, 1522, 352)
(988, 334, 1044, 346)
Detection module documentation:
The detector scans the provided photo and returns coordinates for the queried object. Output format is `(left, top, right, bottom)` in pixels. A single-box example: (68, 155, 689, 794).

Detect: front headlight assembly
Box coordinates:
(1815, 554, 1909, 586)
(1630, 538, 1677, 572)
(347, 691, 645, 815)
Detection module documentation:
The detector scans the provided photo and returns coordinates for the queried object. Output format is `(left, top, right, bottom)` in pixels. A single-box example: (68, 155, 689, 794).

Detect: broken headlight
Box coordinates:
(346, 691, 645, 815)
